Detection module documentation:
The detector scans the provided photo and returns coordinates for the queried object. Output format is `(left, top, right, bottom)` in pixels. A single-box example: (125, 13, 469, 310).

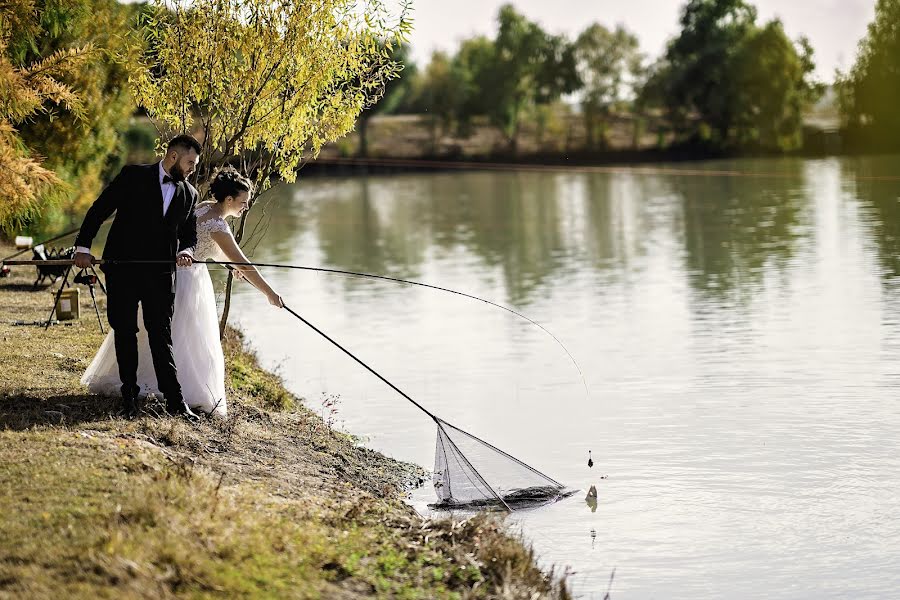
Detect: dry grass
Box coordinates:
(0, 244, 570, 599)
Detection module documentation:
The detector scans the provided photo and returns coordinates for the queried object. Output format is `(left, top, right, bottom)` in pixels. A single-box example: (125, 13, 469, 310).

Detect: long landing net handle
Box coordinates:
(280, 303, 438, 422)
(3, 259, 91, 266)
(3, 259, 188, 267)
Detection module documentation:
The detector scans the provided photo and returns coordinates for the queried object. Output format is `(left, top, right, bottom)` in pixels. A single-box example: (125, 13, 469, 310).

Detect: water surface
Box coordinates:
(223, 156, 900, 599)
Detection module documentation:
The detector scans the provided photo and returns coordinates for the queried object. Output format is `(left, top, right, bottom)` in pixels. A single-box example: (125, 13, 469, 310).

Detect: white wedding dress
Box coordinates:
(81, 204, 231, 417)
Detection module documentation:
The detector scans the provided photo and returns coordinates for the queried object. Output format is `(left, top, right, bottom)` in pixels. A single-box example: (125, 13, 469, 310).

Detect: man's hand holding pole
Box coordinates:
(74, 252, 94, 269)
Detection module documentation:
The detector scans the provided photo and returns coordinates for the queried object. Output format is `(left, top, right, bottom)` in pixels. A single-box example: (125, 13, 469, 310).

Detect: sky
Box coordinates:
(404, 0, 876, 82)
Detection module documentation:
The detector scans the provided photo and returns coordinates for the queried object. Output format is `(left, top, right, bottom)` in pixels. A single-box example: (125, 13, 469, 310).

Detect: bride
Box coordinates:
(82, 167, 283, 417)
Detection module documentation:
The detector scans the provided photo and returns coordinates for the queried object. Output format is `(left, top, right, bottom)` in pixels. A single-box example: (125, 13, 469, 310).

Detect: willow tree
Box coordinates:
(129, 0, 410, 336)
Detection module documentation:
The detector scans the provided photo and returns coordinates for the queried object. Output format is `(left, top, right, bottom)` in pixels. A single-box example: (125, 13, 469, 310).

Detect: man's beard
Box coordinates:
(170, 162, 187, 183)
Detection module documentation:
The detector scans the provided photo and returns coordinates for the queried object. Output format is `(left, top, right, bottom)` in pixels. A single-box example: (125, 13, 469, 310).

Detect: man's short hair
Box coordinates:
(166, 134, 202, 155)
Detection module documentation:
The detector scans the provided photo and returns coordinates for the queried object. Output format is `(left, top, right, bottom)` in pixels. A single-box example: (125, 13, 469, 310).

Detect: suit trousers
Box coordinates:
(105, 268, 183, 405)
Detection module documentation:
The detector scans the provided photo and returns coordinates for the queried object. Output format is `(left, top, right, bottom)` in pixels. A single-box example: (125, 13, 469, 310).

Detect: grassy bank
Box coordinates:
(0, 247, 570, 599)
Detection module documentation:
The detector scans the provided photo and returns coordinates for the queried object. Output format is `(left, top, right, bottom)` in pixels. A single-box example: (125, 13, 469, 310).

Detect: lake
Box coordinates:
(221, 156, 900, 599)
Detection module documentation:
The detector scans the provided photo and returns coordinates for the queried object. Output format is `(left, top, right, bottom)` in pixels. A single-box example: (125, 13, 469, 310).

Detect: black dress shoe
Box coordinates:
(122, 395, 140, 419)
(166, 400, 201, 422)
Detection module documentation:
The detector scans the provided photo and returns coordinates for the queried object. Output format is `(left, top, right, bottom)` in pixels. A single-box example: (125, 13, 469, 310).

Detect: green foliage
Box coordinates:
(412, 50, 463, 146)
(478, 4, 579, 152)
(837, 0, 900, 151)
(574, 23, 642, 149)
(123, 117, 158, 163)
(451, 35, 498, 135)
(227, 350, 294, 411)
(732, 22, 819, 150)
(663, 0, 757, 137)
(649, 0, 820, 151)
(415, 5, 579, 153)
(131, 0, 411, 194)
(370, 44, 419, 117)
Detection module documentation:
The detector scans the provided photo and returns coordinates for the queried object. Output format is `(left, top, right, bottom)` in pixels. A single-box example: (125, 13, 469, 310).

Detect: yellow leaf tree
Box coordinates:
(0, 0, 91, 234)
(130, 0, 411, 336)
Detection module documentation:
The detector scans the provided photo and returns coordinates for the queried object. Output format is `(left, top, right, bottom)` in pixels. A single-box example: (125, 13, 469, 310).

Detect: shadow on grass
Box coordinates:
(0, 282, 49, 293)
(0, 392, 122, 430)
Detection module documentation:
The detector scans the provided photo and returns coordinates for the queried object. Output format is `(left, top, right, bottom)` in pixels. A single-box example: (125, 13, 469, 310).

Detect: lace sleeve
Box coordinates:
(193, 210, 233, 261)
(207, 218, 232, 235)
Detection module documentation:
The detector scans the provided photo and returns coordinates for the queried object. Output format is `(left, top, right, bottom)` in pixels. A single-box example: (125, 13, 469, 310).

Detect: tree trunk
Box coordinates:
(598, 117, 608, 150)
(218, 271, 235, 340)
(584, 111, 594, 151)
(535, 107, 546, 149)
(632, 116, 643, 149)
(429, 114, 438, 155)
(506, 103, 521, 156)
(358, 116, 370, 158)
(507, 118, 519, 156)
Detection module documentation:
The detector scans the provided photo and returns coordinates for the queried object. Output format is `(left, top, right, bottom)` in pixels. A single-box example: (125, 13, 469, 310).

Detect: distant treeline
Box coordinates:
(357, 0, 900, 158)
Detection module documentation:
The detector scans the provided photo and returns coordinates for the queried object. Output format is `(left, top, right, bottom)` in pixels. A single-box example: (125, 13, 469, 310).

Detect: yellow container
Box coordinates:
(56, 288, 81, 321)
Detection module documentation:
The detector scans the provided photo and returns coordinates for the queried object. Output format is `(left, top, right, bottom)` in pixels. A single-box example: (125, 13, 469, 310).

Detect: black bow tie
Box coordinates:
(162, 175, 174, 184)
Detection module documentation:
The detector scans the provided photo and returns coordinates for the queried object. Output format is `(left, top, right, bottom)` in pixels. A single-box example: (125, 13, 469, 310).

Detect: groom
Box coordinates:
(74, 134, 202, 419)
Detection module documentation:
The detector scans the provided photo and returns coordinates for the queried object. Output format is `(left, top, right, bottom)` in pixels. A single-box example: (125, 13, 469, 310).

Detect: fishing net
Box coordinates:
(279, 305, 574, 512)
(431, 418, 573, 510)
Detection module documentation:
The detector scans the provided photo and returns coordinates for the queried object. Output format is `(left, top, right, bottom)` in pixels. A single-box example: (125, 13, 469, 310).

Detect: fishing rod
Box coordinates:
(5, 256, 590, 403)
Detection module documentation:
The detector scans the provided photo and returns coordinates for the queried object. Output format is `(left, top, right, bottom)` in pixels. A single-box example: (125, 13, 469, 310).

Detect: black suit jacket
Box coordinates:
(75, 163, 198, 283)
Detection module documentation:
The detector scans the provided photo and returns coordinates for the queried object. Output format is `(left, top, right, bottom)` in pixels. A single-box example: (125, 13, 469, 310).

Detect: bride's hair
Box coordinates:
(210, 166, 253, 202)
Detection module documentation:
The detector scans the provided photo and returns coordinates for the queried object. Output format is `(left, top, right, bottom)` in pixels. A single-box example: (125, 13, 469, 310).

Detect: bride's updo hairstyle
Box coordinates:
(210, 166, 253, 202)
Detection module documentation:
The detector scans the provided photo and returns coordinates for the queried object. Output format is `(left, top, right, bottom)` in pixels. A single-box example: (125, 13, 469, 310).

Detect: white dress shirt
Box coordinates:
(159, 161, 177, 216)
(76, 161, 193, 258)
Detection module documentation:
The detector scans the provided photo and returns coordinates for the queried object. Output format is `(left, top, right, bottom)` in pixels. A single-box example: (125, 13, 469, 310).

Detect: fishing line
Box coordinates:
(5, 257, 591, 404)
(206, 260, 591, 404)
(6, 256, 575, 509)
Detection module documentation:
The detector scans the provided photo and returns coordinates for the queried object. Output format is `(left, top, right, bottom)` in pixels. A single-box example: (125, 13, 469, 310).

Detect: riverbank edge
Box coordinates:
(0, 248, 571, 599)
(301, 144, 851, 177)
